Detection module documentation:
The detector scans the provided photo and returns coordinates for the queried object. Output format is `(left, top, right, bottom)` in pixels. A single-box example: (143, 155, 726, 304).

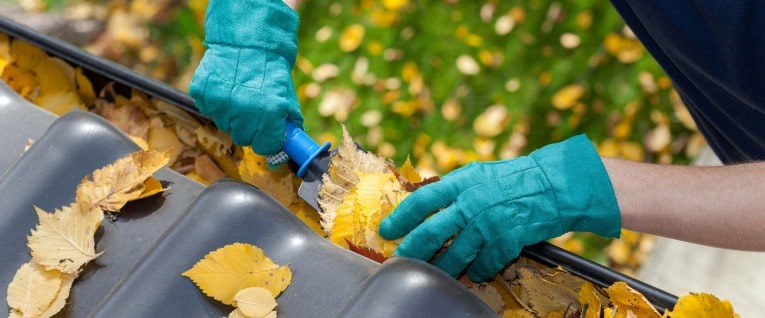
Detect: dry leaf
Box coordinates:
(147, 126, 184, 166)
(397, 156, 422, 183)
(501, 309, 535, 318)
(503, 258, 581, 317)
(318, 126, 389, 231)
(230, 308, 277, 318)
(234, 287, 278, 318)
(605, 281, 661, 318)
(137, 177, 167, 199)
(27, 203, 104, 275)
(38, 273, 76, 318)
(229, 308, 249, 318)
(75, 149, 171, 212)
(94, 99, 150, 139)
(183, 243, 292, 305)
(238, 147, 298, 208)
(194, 154, 226, 184)
(6, 262, 62, 318)
(467, 282, 505, 314)
(195, 125, 232, 158)
(663, 293, 739, 318)
(578, 281, 603, 318)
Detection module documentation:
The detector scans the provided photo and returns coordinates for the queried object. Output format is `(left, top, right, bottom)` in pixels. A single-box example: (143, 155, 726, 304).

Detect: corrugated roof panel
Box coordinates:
(0, 91, 494, 317)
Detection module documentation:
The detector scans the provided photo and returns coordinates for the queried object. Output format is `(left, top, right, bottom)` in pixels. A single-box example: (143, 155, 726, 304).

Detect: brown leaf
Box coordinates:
(75, 149, 170, 212)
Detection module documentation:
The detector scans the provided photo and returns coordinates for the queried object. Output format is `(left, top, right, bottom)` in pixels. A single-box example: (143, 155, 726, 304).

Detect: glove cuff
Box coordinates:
(530, 134, 621, 238)
(204, 0, 299, 65)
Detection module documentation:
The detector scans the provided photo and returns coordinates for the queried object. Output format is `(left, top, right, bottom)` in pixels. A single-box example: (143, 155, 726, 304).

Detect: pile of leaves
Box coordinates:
(6, 149, 170, 317)
(0, 32, 326, 235)
(313, 126, 739, 317)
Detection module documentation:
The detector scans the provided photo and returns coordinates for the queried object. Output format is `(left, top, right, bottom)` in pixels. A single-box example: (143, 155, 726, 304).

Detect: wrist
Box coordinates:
(530, 134, 621, 237)
(282, 0, 301, 10)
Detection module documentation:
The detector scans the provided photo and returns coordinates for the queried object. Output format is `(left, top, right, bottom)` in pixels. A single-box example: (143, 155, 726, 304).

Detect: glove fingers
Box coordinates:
(392, 205, 467, 262)
(379, 180, 461, 239)
(466, 229, 523, 282)
(431, 222, 486, 278)
(246, 115, 287, 155)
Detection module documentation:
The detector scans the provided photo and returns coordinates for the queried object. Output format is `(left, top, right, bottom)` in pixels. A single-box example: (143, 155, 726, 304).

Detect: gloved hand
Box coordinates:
(190, 0, 304, 159)
(379, 134, 621, 282)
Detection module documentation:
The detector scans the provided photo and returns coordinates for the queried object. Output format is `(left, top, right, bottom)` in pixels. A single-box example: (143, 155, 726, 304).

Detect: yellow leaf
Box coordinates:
(288, 202, 324, 236)
(502, 309, 535, 318)
(578, 282, 602, 318)
(473, 104, 510, 137)
(603, 33, 644, 63)
(238, 148, 296, 208)
(130, 136, 149, 150)
(6, 262, 62, 317)
(9, 39, 47, 71)
(147, 126, 184, 166)
(551, 84, 585, 110)
(382, 0, 408, 10)
(39, 273, 76, 318)
(35, 90, 86, 116)
(399, 156, 422, 183)
(182, 243, 292, 305)
(28, 203, 103, 275)
(318, 126, 389, 221)
(0, 33, 11, 73)
(74, 67, 96, 106)
(2, 64, 37, 98)
(339, 24, 365, 52)
(137, 177, 166, 199)
(664, 293, 739, 318)
(185, 171, 208, 185)
(605, 281, 661, 318)
(234, 287, 278, 318)
(75, 149, 170, 212)
(31, 57, 87, 116)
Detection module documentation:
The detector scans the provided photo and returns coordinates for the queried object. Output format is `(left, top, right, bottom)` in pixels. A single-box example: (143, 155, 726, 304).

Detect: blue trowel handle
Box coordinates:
(284, 122, 331, 178)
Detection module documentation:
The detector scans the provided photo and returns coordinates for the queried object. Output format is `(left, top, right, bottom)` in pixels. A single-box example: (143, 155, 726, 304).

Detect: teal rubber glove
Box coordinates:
(379, 134, 621, 282)
(189, 0, 303, 157)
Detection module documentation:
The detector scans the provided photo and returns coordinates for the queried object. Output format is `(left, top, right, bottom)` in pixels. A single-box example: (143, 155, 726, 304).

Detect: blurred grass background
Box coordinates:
(12, 0, 706, 274)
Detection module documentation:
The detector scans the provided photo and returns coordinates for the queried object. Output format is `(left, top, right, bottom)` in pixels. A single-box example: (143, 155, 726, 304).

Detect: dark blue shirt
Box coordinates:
(610, 1, 765, 163)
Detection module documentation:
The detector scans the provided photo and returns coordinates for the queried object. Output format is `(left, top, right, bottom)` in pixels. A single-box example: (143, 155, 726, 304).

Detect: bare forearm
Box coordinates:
(602, 157, 765, 251)
(282, 0, 301, 10)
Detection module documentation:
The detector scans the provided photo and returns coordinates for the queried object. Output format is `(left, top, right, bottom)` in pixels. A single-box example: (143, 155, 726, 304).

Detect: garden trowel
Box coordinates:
(281, 122, 332, 212)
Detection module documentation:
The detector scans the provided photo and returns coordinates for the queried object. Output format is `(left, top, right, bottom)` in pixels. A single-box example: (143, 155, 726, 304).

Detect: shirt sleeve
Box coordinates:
(609, 1, 765, 163)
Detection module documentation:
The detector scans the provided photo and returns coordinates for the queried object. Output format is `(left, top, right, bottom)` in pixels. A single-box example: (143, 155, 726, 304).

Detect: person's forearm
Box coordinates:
(282, 0, 301, 10)
(602, 157, 765, 251)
